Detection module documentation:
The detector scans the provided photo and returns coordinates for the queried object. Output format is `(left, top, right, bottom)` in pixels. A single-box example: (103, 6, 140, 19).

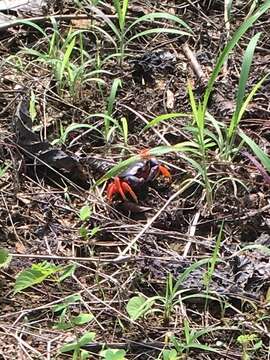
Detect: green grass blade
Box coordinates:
(113, 0, 129, 32)
(96, 154, 141, 185)
(91, 25, 118, 50)
(89, 4, 121, 41)
(174, 258, 211, 291)
(226, 0, 233, 19)
(62, 29, 89, 49)
(145, 143, 199, 157)
(143, 112, 191, 131)
(188, 82, 205, 149)
(239, 130, 270, 172)
(121, 0, 129, 24)
(237, 74, 268, 122)
(58, 36, 76, 86)
(96, 142, 199, 185)
(22, 48, 46, 58)
(188, 81, 199, 125)
(120, 117, 128, 145)
(13, 19, 48, 38)
(125, 12, 193, 34)
(203, 1, 270, 111)
(235, 33, 261, 115)
(107, 78, 122, 117)
(127, 28, 191, 44)
(228, 32, 261, 139)
(206, 112, 225, 152)
(61, 124, 97, 144)
(105, 78, 122, 139)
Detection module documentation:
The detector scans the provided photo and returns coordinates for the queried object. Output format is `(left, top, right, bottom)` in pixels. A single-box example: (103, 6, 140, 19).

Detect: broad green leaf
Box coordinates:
(79, 205, 92, 221)
(162, 349, 178, 360)
(72, 313, 94, 325)
(14, 261, 60, 293)
(53, 319, 73, 331)
(81, 349, 91, 360)
(126, 296, 154, 320)
(60, 332, 96, 353)
(58, 263, 77, 282)
(53, 294, 82, 313)
(80, 226, 88, 239)
(78, 332, 96, 346)
(100, 349, 126, 360)
(0, 249, 12, 268)
(90, 226, 100, 237)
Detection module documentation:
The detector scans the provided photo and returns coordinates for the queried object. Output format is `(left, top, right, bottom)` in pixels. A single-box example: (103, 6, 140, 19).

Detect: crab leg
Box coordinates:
(158, 165, 171, 178)
(107, 182, 117, 202)
(114, 176, 127, 200)
(121, 181, 138, 203)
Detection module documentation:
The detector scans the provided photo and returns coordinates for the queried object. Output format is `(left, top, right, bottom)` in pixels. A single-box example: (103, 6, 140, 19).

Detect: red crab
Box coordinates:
(107, 157, 171, 203)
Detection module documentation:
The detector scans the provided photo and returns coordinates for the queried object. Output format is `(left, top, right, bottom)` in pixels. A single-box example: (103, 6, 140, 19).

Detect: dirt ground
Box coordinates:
(0, 1, 269, 359)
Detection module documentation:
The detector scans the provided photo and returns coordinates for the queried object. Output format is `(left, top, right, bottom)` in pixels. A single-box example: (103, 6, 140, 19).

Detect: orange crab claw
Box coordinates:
(114, 176, 127, 200)
(107, 182, 117, 202)
(158, 165, 171, 178)
(121, 181, 138, 203)
(107, 177, 138, 203)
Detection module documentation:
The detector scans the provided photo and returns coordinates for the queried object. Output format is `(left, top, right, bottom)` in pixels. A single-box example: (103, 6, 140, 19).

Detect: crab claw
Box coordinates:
(107, 182, 117, 203)
(158, 165, 171, 178)
(121, 181, 138, 203)
(107, 177, 138, 203)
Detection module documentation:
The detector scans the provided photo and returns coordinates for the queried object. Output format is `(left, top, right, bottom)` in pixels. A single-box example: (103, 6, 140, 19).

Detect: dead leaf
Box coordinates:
(71, 19, 92, 29)
(15, 242, 26, 253)
(16, 193, 31, 205)
(166, 89, 175, 109)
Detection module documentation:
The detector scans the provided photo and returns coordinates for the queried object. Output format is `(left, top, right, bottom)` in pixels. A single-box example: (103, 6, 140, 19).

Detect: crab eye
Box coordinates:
(149, 158, 158, 167)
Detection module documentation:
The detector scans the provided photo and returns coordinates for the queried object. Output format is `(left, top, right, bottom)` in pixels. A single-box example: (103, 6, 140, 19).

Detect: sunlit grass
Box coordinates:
(99, 1, 270, 207)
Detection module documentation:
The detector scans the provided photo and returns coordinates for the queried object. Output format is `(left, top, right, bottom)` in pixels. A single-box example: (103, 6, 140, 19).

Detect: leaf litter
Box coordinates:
(0, 1, 269, 359)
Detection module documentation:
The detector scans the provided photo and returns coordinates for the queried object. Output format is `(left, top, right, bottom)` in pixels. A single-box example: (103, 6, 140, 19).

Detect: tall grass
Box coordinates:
(88, 0, 193, 64)
(21, 23, 109, 98)
(99, 1, 270, 207)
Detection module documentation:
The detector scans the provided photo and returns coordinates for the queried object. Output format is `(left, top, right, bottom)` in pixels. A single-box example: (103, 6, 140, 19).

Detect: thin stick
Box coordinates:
(9, 253, 134, 264)
(183, 210, 200, 257)
(117, 178, 197, 258)
(182, 43, 206, 81)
